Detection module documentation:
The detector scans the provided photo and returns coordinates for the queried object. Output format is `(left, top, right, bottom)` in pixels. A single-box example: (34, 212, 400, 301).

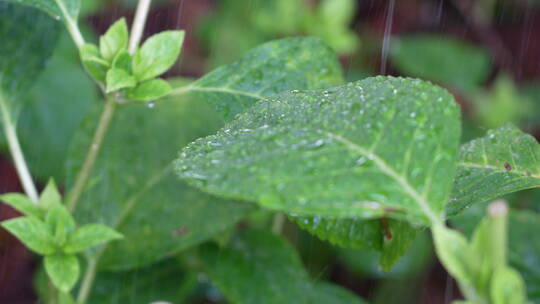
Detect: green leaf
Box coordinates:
(66, 86, 252, 270)
(1, 216, 56, 255)
(200, 230, 367, 304)
(87, 259, 197, 304)
(44, 254, 79, 293)
(432, 225, 474, 287)
(0, 193, 42, 218)
(46, 205, 76, 245)
(391, 35, 490, 91)
(112, 50, 131, 70)
(447, 124, 540, 216)
(507, 210, 540, 303)
(291, 215, 417, 270)
(0, 3, 59, 115)
(3, 0, 80, 22)
(63, 224, 123, 253)
(99, 18, 129, 61)
(490, 266, 527, 304)
(39, 179, 62, 208)
(176, 37, 344, 121)
(79, 43, 109, 82)
(126, 78, 171, 101)
(176, 77, 461, 225)
(106, 68, 136, 93)
(132, 30, 184, 82)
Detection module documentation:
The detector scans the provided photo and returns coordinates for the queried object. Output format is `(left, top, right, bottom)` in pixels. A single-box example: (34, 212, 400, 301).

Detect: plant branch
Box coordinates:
(129, 0, 153, 54)
(0, 96, 39, 203)
(54, 0, 85, 48)
(67, 97, 117, 212)
(76, 256, 99, 304)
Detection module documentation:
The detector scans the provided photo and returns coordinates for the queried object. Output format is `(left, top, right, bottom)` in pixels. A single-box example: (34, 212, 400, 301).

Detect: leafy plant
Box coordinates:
(0, 0, 539, 303)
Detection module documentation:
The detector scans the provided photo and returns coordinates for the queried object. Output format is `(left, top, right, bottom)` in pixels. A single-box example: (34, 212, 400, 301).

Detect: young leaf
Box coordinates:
(174, 37, 344, 121)
(490, 266, 527, 304)
(132, 31, 185, 82)
(1, 216, 56, 255)
(3, 0, 80, 22)
(99, 18, 129, 61)
(105, 68, 136, 93)
(126, 78, 171, 101)
(176, 77, 461, 225)
(391, 35, 490, 91)
(79, 43, 109, 82)
(112, 50, 131, 71)
(39, 179, 62, 208)
(0, 3, 59, 114)
(200, 230, 367, 304)
(0, 193, 42, 218)
(66, 90, 252, 270)
(45, 205, 76, 245)
(44, 254, 80, 293)
(63, 224, 123, 253)
(447, 124, 540, 216)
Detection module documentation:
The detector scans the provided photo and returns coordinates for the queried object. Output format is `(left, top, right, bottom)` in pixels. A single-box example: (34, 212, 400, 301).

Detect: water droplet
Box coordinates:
(147, 101, 155, 108)
(410, 112, 416, 118)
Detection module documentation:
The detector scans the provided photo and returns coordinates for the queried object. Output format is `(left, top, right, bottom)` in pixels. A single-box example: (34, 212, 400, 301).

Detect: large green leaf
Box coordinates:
(176, 77, 461, 225)
(200, 230, 367, 304)
(447, 124, 540, 216)
(508, 210, 540, 303)
(0, 3, 59, 114)
(87, 259, 197, 304)
(170, 37, 344, 121)
(5, 0, 80, 21)
(66, 91, 252, 271)
(391, 35, 490, 92)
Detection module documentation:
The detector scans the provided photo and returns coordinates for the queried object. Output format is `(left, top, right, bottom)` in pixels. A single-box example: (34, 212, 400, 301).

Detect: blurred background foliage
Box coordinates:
(1, 0, 539, 303)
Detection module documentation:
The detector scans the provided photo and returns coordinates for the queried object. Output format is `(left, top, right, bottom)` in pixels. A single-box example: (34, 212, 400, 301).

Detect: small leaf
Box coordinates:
(201, 230, 367, 304)
(126, 78, 171, 101)
(106, 68, 136, 93)
(112, 50, 131, 71)
(490, 266, 527, 304)
(0, 193, 42, 218)
(1, 216, 56, 255)
(99, 18, 129, 61)
(39, 179, 62, 208)
(447, 124, 540, 216)
(63, 224, 123, 253)
(45, 205, 76, 246)
(132, 30, 184, 82)
(44, 254, 79, 293)
(79, 43, 109, 82)
(432, 225, 474, 287)
(176, 77, 461, 225)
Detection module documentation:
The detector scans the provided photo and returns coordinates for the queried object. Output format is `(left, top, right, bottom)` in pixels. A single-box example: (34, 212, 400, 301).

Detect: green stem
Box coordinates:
(0, 97, 39, 203)
(66, 97, 117, 212)
(54, 0, 85, 48)
(129, 0, 153, 54)
(272, 213, 285, 235)
(76, 256, 99, 304)
(488, 199, 508, 268)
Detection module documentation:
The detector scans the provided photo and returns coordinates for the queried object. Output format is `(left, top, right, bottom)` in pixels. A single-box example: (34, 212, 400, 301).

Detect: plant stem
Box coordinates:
(54, 0, 85, 48)
(76, 256, 99, 304)
(129, 0, 153, 54)
(67, 97, 117, 212)
(488, 199, 508, 267)
(272, 213, 285, 235)
(0, 98, 39, 203)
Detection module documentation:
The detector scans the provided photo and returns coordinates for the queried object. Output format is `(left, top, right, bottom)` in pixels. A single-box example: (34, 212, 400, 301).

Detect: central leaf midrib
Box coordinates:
(326, 131, 440, 224)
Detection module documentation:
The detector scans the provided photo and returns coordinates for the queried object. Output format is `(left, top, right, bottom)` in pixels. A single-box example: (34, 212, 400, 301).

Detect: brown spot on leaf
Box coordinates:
(381, 217, 392, 241)
(172, 227, 189, 236)
(504, 162, 512, 171)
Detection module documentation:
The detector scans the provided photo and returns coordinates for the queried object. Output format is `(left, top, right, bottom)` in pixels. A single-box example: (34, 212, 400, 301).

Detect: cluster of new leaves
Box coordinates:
(0, 181, 122, 292)
(80, 18, 184, 101)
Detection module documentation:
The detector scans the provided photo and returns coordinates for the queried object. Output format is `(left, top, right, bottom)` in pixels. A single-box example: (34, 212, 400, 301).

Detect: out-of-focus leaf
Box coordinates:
(0, 193, 42, 218)
(1, 216, 56, 255)
(176, 77, 461, 226)
(0, 3, 59, 116)
(508, 210, 540, 303)
(4, 0, 80, 23)
(126, 78, 171, 102)
(447, 124, 540, 216)
(44, 254, 79, 293)
(87, 259, 197, 304)
(63, 224, 123, 254)
(391, 35, 490, 92)
(490, 266, 527, 304)
(200, 230, 367, 304)
(66, 85, 252, 271)
(99, 18, 128, 62)
(171, 37, 344, 121)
